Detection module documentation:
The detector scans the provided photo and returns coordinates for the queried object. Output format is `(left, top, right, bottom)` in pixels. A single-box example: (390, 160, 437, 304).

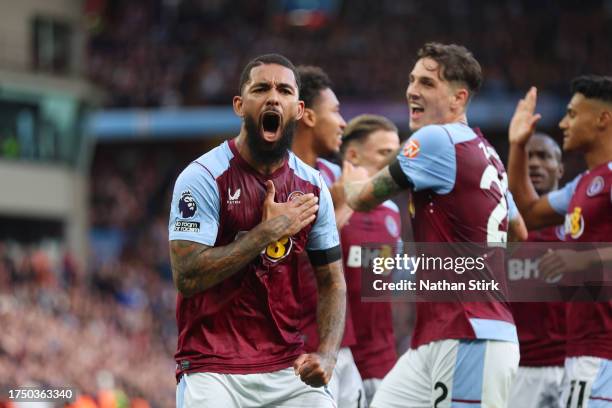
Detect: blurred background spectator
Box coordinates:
(86, 0, 612, 107)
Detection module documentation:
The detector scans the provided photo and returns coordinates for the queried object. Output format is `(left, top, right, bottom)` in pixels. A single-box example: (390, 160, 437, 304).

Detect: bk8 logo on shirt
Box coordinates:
(263, 237, 294, 262)
(564, 206, 584, 239)
(261, 191, 303, 263)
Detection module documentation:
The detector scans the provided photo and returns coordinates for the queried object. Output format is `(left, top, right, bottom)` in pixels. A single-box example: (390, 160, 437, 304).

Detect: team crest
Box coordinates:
(178, 190, 197, 218)
(564, 207, 584, 240)
(288, 191, 305, 202)
(586, 176, 604, 197)
(403, 139, 420, 159)
(385, 215, 399, 238)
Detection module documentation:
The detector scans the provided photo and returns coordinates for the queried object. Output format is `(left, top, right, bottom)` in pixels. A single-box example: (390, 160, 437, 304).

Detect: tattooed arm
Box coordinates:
(293, 259, 346, 387)
(344, 165, 404, 212)
(170, 180, 319, 297)
(314, 260, 346, 358)
(170, 218, 281, 297)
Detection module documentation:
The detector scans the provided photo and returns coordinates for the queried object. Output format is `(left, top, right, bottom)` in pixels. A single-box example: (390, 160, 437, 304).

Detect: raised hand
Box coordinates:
(261, 180, 319, 241)
(509, 87, 542, 147)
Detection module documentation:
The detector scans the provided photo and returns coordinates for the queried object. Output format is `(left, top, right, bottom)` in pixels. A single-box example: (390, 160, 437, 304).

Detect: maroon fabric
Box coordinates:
(511, 226, 566, 367)
(342, 203, 400, 379)
(563, 161, 612, 360)
(409, 131, 514, 349)
(175, 140, 324, 377)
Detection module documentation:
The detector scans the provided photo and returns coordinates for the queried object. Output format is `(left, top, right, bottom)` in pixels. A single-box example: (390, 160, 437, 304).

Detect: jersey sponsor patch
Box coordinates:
(586, 176, 604, 197)
(564, 206, 584, 239)
(262, 237, 294, 262)
(174, 220, 200, 233)
(178, 190, 197, 218)
(403, 139, 420, 159)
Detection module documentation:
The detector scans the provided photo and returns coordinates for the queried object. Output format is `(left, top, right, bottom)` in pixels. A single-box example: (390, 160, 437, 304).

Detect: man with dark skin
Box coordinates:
(508, 133, 567, 408)
(507, 77, 612, 406)
(169, 54, 346, 408)
(527, 133, 564, 196)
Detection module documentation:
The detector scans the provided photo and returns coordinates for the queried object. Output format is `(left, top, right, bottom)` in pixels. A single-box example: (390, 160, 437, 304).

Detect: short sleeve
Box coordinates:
(307, 175, 340, 251)
(395, 125, 457, 194)
(168, 162, 220, 245)
(547, 174, 582, 215)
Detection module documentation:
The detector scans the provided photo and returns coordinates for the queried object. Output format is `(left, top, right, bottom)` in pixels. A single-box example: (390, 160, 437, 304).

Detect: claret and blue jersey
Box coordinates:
(389, 122, 519, 348)
(168, 139, 340, 376)
(546, 160, 612, 360)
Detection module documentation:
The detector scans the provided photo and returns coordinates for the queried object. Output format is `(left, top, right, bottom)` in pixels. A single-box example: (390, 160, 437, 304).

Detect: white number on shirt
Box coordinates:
(479, 142, 508, 244)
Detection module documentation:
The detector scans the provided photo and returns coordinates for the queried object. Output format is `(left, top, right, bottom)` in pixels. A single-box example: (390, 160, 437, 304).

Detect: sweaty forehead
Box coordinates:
(247, 64, 298, 89)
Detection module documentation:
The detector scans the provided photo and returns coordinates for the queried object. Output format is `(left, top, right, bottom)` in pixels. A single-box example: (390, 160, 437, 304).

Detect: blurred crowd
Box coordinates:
(86, 0, 612, 107)
(0, 238, 176, 406)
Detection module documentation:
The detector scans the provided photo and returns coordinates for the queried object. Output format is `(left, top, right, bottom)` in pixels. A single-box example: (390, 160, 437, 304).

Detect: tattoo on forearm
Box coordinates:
(314, 261, 346, 357)
(170, 216, 291, 297)
(372, 171, 401, 200)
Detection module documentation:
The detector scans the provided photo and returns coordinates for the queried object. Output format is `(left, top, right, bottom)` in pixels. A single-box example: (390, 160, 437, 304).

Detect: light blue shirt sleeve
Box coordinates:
(396, 125, 456, 194)
(506, 190, 520, 221)
(547, 174, 582, 215)
(168, 162, 220, 245)
(307, 175, 340, 251)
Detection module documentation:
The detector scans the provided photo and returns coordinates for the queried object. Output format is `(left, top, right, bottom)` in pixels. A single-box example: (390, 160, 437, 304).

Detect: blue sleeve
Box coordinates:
(506, 190, 520, 221)
(396, 125, 456, 193)
(547, 174, 581, 215)
(168, 162, 220, 245)
(307, 175, 340, 251)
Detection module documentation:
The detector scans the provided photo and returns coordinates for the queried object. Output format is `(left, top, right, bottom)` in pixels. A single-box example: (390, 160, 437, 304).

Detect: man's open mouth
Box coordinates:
(260, 111, 282, 142)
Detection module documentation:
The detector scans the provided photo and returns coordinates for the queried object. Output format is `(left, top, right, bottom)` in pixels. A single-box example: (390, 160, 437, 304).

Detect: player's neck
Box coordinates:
(585, 135, 612, 170)
(235, 134, 286, 175)
(453, 113, 469, 126)
(291, 133, 318, 167)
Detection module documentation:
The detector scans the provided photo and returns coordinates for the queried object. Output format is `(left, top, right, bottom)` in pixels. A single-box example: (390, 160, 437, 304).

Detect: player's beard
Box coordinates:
(244, 114, 295, 166)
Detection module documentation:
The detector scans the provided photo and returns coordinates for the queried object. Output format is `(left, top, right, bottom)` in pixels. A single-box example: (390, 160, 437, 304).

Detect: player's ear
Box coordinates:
(557, 162, 564, 180)
(295, 100, 305, 121)
(453, 88, 469, 111)
(301, 107, 316, 127)
(597, 108, 612, 130)
(344, 145, 359, 164)
(233, 96, 244, 117)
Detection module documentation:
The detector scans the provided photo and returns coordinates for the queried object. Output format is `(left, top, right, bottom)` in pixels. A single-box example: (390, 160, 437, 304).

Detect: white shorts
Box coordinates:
(176, 367, 336, 408)
(561, 356, 612, 408)
(371, 339, 519, 408)
(363, 378, 383, 406)
(327, 347, 367, 408)
(509, 365, 564, 408)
